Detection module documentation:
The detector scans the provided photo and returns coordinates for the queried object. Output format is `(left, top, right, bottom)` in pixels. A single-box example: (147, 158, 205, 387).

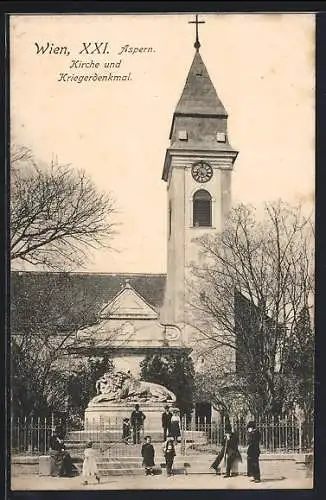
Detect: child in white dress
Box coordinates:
(82, 441, 100, 485)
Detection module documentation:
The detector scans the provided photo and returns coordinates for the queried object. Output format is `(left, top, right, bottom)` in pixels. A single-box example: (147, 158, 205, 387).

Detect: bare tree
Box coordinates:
(11, 272, 131, 417)
(188, 201, 314, 418)
(11, 144, 33, 166)
(11, 144, 117, 270)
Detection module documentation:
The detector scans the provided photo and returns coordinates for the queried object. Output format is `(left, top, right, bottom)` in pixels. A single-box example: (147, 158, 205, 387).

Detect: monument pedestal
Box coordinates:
(85, 401, 177, 436)
(83, 401, 178, 442)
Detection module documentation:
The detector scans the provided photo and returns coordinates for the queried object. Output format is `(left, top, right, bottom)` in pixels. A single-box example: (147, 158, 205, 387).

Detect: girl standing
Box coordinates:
(82, 441, 100, 485)
(169, 409, 181, 443)
(141, 435, 155, 476)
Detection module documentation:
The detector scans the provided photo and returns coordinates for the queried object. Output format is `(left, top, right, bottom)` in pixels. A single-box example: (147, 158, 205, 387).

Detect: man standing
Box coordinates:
(161, 405, 172, 441)
(247, 421, 261, 483)
(130, 404, 146, 444)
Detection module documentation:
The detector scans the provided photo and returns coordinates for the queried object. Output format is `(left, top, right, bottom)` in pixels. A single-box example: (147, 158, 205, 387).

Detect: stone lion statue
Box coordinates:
(89, 370, 176, 405)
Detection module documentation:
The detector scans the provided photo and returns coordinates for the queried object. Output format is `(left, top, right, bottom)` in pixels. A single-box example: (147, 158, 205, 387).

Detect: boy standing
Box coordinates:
(163, 437, 176, 477)
(141, 436, 155, 476)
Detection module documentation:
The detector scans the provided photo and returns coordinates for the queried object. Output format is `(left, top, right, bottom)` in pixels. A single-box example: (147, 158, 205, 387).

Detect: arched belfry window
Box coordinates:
(193, 189, 212, 227)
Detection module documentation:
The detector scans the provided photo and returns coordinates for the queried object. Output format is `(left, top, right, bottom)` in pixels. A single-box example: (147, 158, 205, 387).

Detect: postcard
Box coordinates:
(9, 13, 314, 491)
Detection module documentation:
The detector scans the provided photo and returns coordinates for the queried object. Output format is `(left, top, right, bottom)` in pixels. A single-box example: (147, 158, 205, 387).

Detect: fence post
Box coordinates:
(10, 416, 13, 454)
(108, 418, 111, 457)
(293, 415, 296, 453)
(44, 417, 47, 453)
(24, 416, 27, 453)
(182, 417, 186, 458)
(298, 418, 302, 455)
(17, 417, 20, 454)
(37, 417, 40, 454)
(99, 416, 104, 453)
(29, 416, 33, 453)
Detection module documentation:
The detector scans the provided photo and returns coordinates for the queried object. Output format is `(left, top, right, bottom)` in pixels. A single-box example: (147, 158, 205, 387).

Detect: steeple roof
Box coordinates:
(175, 51, 227, 117)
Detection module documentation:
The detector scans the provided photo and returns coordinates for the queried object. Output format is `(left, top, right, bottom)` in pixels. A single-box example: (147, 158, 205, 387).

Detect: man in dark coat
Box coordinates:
(130, 404, 146, 444)
(161, 405, 172, 441)
(247, 421, 261, 483)
(211, 424, 242, 477)
(141, 435, 155, 475)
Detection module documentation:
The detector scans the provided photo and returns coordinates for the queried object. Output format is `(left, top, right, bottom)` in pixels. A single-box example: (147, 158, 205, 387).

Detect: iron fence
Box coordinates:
(11, 416, 56, 456)
(181, 417, 314, 455)
(11, 415, 313, 457)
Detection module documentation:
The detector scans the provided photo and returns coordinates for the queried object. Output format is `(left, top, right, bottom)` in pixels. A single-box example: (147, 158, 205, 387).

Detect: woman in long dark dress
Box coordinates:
(49, 427, 77, 477)
(211, 425, 242, 477)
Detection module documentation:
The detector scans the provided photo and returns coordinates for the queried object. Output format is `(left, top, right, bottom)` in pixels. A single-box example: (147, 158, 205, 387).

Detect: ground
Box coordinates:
(10, 474, 313, 490)
(11, 459, 313, 491)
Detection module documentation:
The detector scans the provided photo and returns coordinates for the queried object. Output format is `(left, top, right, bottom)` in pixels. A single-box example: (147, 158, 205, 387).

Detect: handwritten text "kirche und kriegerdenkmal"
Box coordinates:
(57, 59, 131, 83)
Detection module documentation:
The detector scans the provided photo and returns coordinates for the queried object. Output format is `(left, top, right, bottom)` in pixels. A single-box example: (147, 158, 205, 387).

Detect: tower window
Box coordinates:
(216, 132, 226, 143)
(178, 130, 188, 141)
(193, 189, 212, 227)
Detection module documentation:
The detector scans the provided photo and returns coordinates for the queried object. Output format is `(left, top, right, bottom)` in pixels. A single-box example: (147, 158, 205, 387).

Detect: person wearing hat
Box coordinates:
(130, 404, 146, 444)
(49, 426, 77, 477)
(210, 423, 242, 477)
(161, 405, 172, 442)
(247, 421, 261, 483)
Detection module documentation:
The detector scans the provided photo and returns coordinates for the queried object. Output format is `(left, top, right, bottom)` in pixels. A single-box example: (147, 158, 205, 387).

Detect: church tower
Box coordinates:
(162, 17, 238, 336)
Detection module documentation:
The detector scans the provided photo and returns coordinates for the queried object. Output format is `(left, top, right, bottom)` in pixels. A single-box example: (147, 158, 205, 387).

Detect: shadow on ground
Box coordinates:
(261, 477, 286, 482)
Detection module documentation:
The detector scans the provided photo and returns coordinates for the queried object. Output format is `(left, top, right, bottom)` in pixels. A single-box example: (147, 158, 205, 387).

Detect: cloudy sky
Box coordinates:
(10, 13, 315, 273)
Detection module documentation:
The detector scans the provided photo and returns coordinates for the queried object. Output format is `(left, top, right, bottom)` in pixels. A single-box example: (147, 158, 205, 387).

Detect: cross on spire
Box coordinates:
(188, 14, 205, 52)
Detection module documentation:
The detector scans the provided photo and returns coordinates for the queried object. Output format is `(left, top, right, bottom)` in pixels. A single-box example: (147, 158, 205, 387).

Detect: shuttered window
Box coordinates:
(193, 190, 212, 227)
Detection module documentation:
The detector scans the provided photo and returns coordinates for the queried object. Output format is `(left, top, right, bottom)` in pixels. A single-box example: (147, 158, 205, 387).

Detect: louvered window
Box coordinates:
(178, 130, 188, 141)
(193, 190, 212, 227)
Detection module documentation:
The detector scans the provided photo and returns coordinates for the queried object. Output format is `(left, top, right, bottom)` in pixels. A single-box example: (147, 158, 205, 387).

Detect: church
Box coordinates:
(11, 18, 239, 424)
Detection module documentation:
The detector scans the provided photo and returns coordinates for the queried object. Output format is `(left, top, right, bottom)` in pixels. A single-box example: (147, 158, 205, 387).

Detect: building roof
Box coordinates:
(99, 280, 159, 319)
(163, 50, 238, 179)
(175, 51, 227, 117)
(11, 271, 167, 332)
(12, 271, 166, 308)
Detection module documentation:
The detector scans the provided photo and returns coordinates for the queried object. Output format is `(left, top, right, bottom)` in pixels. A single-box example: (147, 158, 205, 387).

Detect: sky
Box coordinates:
(10, 13, 315, 274)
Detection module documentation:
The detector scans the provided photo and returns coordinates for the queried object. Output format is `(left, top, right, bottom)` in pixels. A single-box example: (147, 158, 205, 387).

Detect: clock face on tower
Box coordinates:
(191, 161, 213, 183)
